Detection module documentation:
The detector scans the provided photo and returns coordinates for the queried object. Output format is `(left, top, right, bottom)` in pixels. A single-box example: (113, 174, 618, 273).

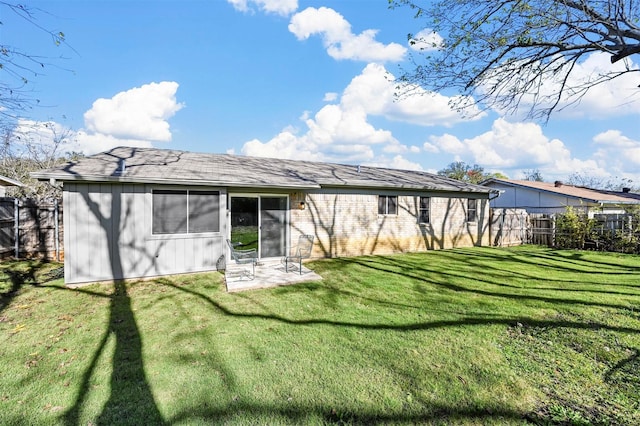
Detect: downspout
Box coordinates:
(489, 190, 504, 201)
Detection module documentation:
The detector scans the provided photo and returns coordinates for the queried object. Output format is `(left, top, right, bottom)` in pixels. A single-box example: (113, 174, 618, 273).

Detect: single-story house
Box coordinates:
(33, 147, 496, 284)
(0, 174, 23, 197)
(482, 178, 640, 216)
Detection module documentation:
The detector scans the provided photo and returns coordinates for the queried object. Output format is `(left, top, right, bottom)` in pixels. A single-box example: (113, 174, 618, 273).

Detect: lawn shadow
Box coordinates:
(155, 273, 640, 425)
(344, 252, 640, 312)
(61, 152, 166, 425)
(0, 261, 63, 314)
(62, 280, 165, 425)
(0, 263, 37, 314)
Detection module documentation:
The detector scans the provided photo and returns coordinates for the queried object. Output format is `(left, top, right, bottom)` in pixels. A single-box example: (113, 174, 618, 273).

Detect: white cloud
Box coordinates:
(323, 92, 338, 102)
(288, 7, 406, 62)
(11, 119, 77, 156)
(12, 81, 183, 156)
(487, 52, 640, 119)
(429, 118, 610, 180)
(383, 141, 412, 154)
(422, 141, 439, 153)
(361, 155, 424, 171)
(591, 130, 640, 182)
(10, 119, 154, 157)
(84, 81, 183, 142)
(409, 29, 443, 52)
(73, 131, 153, 154)
(593, 129, 637, 148)
(344, 63, 484, 126)
(227, 0, 297, 16)
(241, 64, 482, 166)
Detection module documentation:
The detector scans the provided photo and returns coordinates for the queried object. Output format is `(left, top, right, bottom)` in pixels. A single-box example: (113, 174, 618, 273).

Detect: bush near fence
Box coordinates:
(491, 207, 640, 254)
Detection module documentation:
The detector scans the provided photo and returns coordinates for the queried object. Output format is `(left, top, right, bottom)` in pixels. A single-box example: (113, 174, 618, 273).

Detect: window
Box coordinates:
(467, 199, 478, 222)
(378, 195, 397, 215)
(419, 196, 430, 224)
(153, 190, 220, 234)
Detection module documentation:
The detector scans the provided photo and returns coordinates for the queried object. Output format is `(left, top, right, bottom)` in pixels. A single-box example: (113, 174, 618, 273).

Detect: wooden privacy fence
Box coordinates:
(491, 209, 555, 247)
(490, 209, 637, 251)
(0, 198, 63, 260)
(491, 208, 528, 246)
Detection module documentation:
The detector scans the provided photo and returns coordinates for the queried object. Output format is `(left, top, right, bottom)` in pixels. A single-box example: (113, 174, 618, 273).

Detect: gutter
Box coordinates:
(30, 172, 322, 191)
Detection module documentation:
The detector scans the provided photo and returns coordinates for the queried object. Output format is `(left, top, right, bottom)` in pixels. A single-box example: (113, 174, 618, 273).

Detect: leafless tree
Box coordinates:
(567, 171, 634, 190)
(1, 1, 70, 126)
(391, 0, 640, 121)
(1, 122, 81, 200)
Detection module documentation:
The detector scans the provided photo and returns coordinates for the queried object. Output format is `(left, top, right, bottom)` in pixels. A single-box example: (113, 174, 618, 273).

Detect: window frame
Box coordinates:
(419, 196, 431, 224)
(467, 198, 478, 222)
(378, 195, 398, 215)
(152, 189, 220, 235)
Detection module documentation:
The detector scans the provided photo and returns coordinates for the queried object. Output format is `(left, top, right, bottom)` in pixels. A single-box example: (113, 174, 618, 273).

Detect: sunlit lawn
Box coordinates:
(1, 246, 639, 425)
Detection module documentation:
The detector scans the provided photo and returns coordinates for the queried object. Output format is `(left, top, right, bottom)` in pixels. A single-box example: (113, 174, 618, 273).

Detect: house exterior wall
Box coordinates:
(64, 182, 226, 284)
(288, 189, 490, 258)
(63, 183, 489, 284)
(485, 183, 622, 215)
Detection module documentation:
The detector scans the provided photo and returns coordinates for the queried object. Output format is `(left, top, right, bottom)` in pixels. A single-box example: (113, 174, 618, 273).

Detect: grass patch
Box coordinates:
(0, 246, 639, 425)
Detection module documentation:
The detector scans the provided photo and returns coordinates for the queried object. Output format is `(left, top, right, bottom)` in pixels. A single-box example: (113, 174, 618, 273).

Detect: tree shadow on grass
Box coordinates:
(155, 277, 640, 425)
(62, 280, 165, 426)
(168, 400, 531, 425)
(0, 263, 37, 314)
(61, 154, 166, 425)
(340, 254, 640, 312)
(0, 260, 63, 314)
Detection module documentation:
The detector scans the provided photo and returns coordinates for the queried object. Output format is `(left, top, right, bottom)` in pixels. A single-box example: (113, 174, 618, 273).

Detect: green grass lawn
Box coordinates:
(1, 246, 639, 425)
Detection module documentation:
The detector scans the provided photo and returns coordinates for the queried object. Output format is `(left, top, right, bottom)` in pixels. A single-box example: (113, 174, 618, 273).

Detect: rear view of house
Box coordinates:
(34, 147, 495, 284)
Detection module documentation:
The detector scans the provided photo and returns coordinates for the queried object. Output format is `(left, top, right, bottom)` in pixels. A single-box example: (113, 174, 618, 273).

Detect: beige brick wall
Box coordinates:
(289, 190, 490, 258)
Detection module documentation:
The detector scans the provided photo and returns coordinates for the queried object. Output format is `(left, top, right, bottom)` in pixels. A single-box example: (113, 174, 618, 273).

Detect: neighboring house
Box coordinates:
(33, 147, 496, 284)
(0, 175, 23, 197)
(482, 178, 640, 216)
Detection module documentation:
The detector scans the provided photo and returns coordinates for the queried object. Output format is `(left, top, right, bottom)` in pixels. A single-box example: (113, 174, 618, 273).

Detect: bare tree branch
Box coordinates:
(0, 1, 73, 125)
(391, 0, 640, 120)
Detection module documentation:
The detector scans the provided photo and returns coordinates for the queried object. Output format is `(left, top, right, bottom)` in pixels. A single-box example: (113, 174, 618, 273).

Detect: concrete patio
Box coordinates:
(224, 258, 322, 292)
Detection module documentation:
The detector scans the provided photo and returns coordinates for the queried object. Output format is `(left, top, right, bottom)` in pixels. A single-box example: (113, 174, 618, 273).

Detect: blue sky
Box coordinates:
(4, 0, 640, 184)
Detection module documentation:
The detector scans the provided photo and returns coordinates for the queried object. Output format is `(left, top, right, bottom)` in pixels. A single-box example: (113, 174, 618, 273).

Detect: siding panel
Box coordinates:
(64, 184, 226, 284)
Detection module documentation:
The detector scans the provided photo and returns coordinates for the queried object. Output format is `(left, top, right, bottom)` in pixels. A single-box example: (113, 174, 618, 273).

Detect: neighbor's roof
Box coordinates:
(482, 178, 639, 204)
(0, 175, 23, 187)
(32, 146, 493, 193)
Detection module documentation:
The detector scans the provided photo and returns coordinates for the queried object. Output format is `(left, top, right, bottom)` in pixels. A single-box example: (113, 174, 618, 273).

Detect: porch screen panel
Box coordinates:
(188, 191, 220, 233)
(153, 190, 187, 234)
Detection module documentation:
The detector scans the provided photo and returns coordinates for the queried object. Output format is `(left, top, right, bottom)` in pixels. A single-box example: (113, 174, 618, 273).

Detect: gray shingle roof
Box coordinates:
(482, 178, 640, 204)
(32, 146, 493, 193)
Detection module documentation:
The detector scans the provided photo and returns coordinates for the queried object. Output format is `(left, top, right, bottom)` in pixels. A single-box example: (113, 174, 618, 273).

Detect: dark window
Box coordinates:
(467, 199, 477, 222)
(419, 197, 430, 224)
(378, 195, 397, 215)
(188, 191, 220, 233)
(153, 190, 220, 234)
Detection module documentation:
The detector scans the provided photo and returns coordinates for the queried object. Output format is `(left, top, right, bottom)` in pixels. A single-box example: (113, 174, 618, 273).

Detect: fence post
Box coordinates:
(54, 199, 60, 262)
(14, 198, 19, 259)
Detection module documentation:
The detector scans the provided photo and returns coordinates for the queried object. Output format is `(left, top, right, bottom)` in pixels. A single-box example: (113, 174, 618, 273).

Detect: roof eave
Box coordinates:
(0, 176, 24, 187)
(319, 182, 492, 193)
(31, 172, 321, 190)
